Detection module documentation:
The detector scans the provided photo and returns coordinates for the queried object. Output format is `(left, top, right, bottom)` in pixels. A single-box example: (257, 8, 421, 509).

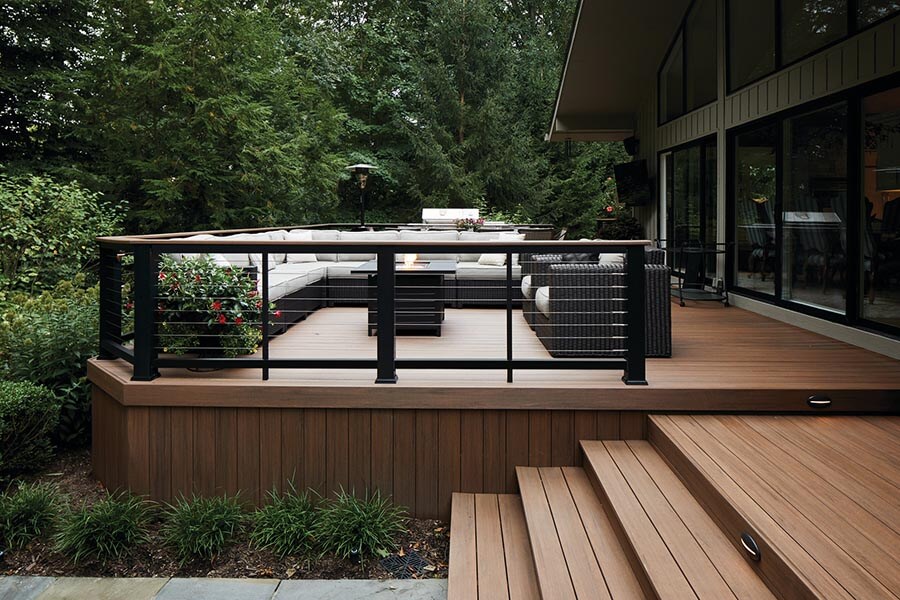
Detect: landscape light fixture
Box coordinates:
(346, 163, 377, 229)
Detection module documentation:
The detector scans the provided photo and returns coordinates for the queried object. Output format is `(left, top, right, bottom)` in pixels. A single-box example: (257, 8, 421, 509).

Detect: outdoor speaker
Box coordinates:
(623, 136, 639, 156)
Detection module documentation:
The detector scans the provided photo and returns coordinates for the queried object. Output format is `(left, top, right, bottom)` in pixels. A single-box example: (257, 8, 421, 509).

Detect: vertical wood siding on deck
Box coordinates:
(91, 386, 644, 520)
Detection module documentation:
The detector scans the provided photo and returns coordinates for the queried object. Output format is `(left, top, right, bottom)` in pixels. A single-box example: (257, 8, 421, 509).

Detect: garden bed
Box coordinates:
(0, 451, 449, 580)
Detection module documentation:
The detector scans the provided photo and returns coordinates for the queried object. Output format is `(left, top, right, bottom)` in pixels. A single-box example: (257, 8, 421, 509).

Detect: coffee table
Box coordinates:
(351, 260, 457, 336)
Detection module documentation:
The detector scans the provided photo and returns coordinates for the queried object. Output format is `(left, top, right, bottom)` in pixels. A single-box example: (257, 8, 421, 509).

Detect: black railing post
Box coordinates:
(506, 253, 513, 383)
(132, 244, 159, 381)
(261, 253, 270, 381)
(375, 249, 397, 383)
(623, 244, 647, 385)
(98, 244, 122, 359)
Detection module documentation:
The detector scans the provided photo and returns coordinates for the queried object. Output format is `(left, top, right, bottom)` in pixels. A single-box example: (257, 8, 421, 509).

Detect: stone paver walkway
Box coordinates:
(0, 577, 447, 600)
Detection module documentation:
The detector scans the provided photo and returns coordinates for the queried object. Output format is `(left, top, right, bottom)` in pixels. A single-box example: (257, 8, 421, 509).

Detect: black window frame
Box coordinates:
(657, 0, 719, 126)
(727, 0, 900, 94)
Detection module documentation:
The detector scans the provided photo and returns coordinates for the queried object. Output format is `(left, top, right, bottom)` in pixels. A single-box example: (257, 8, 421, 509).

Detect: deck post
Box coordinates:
(98, 244, 122, 359)
(132, 244, 160, 381)
(623, 244, 647, 385)
(375, 249, 397, 383)
(506, 253, 513, 383)
(261, 253, 270, 381)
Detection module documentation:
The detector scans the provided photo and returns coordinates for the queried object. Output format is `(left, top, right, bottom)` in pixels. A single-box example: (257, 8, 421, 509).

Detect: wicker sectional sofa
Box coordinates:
(521, 248, 672, 358)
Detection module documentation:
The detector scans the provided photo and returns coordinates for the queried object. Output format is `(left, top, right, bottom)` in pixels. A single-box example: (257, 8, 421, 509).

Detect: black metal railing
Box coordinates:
(98, 228, 650, 385)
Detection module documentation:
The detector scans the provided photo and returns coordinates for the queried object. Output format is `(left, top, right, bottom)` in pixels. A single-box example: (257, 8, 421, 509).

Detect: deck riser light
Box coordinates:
(741, 533, 761, 562)
(807, 394, 832, 409)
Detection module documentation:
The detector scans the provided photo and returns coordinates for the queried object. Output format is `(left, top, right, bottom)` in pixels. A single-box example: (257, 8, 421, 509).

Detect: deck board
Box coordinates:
(89, 303, 900, 410)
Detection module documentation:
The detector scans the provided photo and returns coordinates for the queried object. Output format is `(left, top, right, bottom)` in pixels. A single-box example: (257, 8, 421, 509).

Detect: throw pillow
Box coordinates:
(477, 232, 525, 266)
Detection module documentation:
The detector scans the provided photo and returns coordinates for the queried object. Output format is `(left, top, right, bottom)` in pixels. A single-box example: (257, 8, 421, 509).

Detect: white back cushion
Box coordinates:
(458, 230, 501, 262)
(398, 230, 459, 261)
(285, 229, 317, 263)
(310, 230, 341, 262)
(338, 230, 400, 262)
(478, 232, 525, 266)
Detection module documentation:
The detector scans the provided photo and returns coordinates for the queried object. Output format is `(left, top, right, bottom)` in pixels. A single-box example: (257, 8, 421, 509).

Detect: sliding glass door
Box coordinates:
(664, 139, 717, 276)
(734, 124, 777, 295)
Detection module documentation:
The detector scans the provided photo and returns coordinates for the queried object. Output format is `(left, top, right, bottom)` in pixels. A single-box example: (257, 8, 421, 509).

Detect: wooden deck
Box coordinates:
(88, 302, 900, 411)
(450, 415, 900, 600)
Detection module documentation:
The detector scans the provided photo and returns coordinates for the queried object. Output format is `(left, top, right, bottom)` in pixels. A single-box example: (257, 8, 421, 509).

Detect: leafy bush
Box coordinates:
(314, 489, 407, 559)
(0, 482, 60, 548)
(0, 381, 61, 475)
(251, 485, 318, 557)
(55, 492, 150, 564)
(151, 256, 265, 358)
(601, 215, 645, 240)
(0, 173, 124, 292)
(0, 276, 98, 446)
(162, 494, 244, 564)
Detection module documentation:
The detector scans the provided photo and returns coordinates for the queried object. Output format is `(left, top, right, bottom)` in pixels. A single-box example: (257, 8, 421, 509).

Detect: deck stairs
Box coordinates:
(447, 414, 882, 599)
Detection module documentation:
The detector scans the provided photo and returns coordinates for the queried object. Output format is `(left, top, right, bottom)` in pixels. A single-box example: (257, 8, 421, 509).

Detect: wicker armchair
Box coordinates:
(531, 248, 671, 358)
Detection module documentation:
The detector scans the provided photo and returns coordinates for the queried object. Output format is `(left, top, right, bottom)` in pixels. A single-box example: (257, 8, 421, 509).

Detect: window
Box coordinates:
(782, 0, 847, 65)
(728, 0, 776, 90)
(858, 1, 900, 27)
(686, 0, 717, 111)
(734, 123, 778, 295)
(781, 103, 848, 313)
(658, 0, 717, 123)
(665, 139, 718, 276)
(862, 88, 900, 330)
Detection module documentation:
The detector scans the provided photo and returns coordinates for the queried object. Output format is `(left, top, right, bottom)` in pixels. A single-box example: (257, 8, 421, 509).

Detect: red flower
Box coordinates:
(194, 274, 201, 283)
(125, 301, 134, 311)
(274, 310, 282, 318)
(217, 313, 227, 324)
(235, 317, 243, 325)
(211, 300, 222, 311)
(248, 290, 258, 298)
(158, 272, 167, 280)
(256, 300, 262, 308)
(605, 206, 614, 213)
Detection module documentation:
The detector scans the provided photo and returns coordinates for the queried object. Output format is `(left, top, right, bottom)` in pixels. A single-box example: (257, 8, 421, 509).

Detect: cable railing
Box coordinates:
(98, 227, 651, 385)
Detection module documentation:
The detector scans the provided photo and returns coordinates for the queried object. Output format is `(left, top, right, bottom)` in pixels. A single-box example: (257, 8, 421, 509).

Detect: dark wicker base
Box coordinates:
(456, 279, 523, 307)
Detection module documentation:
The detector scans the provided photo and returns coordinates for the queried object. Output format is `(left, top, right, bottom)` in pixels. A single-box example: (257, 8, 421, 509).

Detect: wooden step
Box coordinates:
(448, 493, 540, 600)
(581, 439, 777, 600)
(648, 414, 898, 600)
(516, 466, 646, 600)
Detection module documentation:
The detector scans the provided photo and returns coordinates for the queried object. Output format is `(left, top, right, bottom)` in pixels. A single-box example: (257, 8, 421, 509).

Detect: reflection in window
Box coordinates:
(782, 0, 847, 64)
(858, 1, 900, 27)
(728, 0, 776, 90)
(781, 103, 848, 313)
(734, 124, 777, 295)
(686, 0, 717, 111)
(660, 33, 684, 123)
(666, 141, 717, 276)
(863, 88, 900, 330)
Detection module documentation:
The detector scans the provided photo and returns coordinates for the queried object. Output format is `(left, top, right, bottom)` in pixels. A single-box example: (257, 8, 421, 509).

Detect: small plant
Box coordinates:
(0, 381, 61, 475)
(0, 482, 60, 548)
(55, 492, 150, 564)
(162, 494, 244, 564)
(250, 484, 318, 557)
(455, 217, 485, 231)
(314, 489, 407, 560)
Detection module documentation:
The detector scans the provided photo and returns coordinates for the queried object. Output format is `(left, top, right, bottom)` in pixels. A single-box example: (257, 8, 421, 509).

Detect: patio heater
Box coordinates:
(346, 163, 377, 229)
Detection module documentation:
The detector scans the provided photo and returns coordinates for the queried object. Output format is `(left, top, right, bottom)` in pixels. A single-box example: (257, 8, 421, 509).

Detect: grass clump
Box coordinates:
(55, 492, 149, 563)
(0, 481, 59, 548)
(250, 484, 318, 557)
(162, 494, 244, 564)
(314, 489, 407, 559)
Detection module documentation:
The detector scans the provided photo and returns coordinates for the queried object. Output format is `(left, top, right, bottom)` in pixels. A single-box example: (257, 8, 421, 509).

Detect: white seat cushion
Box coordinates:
(285, 229, 318, 263)
(338, 230, 400, 262)
(265, 270, 308, 301)
(325, 261, 369, 279)
(398, 230, 459, 261)
(455, 262, 521, 280)
(271, 262, 326, 284)
(478, 232, 525, 266)
(598, 253, 625, 266)
(535, 286, 551, 318)
(521, 275, 533, 299)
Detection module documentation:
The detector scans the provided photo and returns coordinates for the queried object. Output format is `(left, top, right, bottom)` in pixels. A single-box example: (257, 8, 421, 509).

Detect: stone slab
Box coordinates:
(34, 577, 166, 600)
(154, 578, 279, 600)
(0, 576, 55, 600)
(273, 579, 448, 600)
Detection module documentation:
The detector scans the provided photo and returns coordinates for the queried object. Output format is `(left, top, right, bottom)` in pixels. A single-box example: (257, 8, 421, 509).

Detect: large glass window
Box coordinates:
(686, 0, 717, 112)
(862, 88, 900, 330)
(858, 1, 900, 27)
(782, 0, 847, 65)
(666, 139, 718, 275)
(660, 33, 685, 123)
(781, 103, 848, 313)
(728, 0, 776, 90)
(734, 124, 778, 295)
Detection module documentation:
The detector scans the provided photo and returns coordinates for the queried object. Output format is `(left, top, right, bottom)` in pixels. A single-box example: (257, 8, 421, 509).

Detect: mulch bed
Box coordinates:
(0, 450, 449, 580)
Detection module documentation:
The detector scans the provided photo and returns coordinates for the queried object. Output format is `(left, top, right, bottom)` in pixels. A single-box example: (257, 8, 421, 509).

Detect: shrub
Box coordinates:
(0, 277, 98, 447)
(162, 494, 244, 564)
(0, 173, 124, 292)
(55, 492, 150, 564)
(152, 256, 264, 358)
(0, 482, 60, 548)
(250, 485, 318, 557)
(314, 489, 407, 559)
(0, 381, 61, 475)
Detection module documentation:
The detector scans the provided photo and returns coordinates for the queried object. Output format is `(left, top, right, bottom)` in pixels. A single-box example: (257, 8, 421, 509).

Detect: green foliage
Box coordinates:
(0, 173, 124, 291)
(162, 494, 245, 565)
(0, 276, 99, 447)
(153, 256, 264, 358)
(250, 485, 318, 558)
(314, 489, 407, 559)
(0, 381, 60, 476)
(601, 215, 645, 240)
(55, 492, 150, 564)
(0, 481, 60, 548)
